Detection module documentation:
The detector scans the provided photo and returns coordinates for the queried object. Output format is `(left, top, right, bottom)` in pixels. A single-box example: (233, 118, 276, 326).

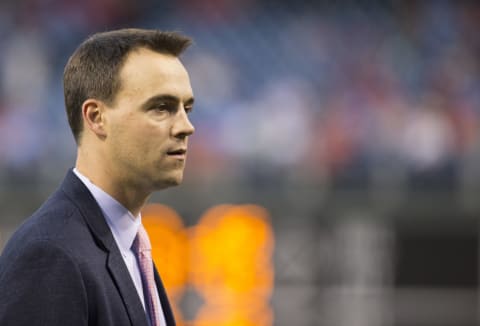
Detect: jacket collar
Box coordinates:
(60, 169, 151, 326)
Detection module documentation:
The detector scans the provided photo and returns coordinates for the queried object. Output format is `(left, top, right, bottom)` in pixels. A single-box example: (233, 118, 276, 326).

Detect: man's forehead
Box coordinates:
(118, 48, 192, 98)
(122, 47, 186, 74)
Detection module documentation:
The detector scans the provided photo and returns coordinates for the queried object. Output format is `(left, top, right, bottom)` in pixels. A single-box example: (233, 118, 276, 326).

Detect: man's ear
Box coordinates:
(81, 99, 107, 139)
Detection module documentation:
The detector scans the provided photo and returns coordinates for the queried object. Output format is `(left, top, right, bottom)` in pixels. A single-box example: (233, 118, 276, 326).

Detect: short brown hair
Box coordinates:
(63, 28, 192, 143)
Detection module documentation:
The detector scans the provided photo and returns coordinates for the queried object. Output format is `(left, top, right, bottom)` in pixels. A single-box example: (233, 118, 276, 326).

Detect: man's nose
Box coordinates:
(172, 108, 195, 138)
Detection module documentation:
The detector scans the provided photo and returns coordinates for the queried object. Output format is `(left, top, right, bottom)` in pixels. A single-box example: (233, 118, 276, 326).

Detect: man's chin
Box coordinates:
(153, 174, 183, 190)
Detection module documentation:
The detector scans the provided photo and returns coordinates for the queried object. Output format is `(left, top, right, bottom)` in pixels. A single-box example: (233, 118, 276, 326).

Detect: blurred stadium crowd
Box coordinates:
(0, 0, 479, 192)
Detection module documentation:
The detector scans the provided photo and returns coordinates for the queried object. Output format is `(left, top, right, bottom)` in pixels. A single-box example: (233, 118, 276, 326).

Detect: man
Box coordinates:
(0, 28, 195, 326)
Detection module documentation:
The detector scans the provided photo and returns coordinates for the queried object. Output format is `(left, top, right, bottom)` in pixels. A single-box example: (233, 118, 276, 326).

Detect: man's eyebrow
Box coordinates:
(184, 97, 195, 106)
(141, 94, 195, 108)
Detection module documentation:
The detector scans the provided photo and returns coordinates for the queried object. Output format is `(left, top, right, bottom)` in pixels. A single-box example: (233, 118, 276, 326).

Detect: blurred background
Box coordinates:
(1, 0, 480, 325)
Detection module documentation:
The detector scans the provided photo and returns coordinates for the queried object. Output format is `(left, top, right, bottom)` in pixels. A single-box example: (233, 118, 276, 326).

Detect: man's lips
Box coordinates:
(166, 148, 187, 158)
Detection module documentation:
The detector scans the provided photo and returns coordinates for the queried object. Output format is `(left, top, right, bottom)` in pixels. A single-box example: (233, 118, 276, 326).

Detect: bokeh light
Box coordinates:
(142, 203, 275, 326)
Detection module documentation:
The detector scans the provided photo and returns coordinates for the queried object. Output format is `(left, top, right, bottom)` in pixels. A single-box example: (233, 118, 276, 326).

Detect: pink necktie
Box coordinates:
(132, 225, 162, 326)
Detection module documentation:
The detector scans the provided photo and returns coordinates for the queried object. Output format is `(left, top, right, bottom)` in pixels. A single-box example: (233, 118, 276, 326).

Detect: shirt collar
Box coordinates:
(73, 168, 141, 252)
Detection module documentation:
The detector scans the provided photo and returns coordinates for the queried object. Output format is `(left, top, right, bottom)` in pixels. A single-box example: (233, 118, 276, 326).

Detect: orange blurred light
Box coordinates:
(142, 203, 189, 325)
(193, 304, 273, 326)
(190, 205, 274, 325)
(142, 203, 275, 326)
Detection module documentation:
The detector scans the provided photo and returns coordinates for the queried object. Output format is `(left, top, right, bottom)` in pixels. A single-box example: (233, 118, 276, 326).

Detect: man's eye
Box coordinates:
(185, 106, 193, 114)
(152, 104, 169, 111)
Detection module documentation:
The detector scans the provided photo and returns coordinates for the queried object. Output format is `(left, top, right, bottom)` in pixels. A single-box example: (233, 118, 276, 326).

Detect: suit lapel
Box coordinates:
(153, 265, 176, 326)
(107, 251, 150, 326)
(60, 170, 149, 326)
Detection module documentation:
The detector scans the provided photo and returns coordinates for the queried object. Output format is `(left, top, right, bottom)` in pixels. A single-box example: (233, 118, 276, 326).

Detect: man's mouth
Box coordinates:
(167, 148, 187, 159)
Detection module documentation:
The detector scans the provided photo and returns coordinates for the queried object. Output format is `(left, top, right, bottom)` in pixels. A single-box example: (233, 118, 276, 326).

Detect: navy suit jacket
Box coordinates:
(0, 170, 176, 326)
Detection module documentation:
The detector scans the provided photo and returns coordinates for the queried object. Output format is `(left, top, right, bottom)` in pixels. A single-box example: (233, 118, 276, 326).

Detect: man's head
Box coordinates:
(64, 28, 195, 192)
(64, 28, 192, 143)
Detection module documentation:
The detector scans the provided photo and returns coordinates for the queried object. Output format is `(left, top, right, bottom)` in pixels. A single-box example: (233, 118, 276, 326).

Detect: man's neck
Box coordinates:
(74, 163, 149, 217)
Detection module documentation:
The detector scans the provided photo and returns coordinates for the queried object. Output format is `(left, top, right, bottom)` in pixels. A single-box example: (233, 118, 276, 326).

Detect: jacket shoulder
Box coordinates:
(0, 184, 90, 263)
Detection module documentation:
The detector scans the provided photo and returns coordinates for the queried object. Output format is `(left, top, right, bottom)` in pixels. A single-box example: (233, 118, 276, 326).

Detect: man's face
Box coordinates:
(104, 48, 195, 191)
